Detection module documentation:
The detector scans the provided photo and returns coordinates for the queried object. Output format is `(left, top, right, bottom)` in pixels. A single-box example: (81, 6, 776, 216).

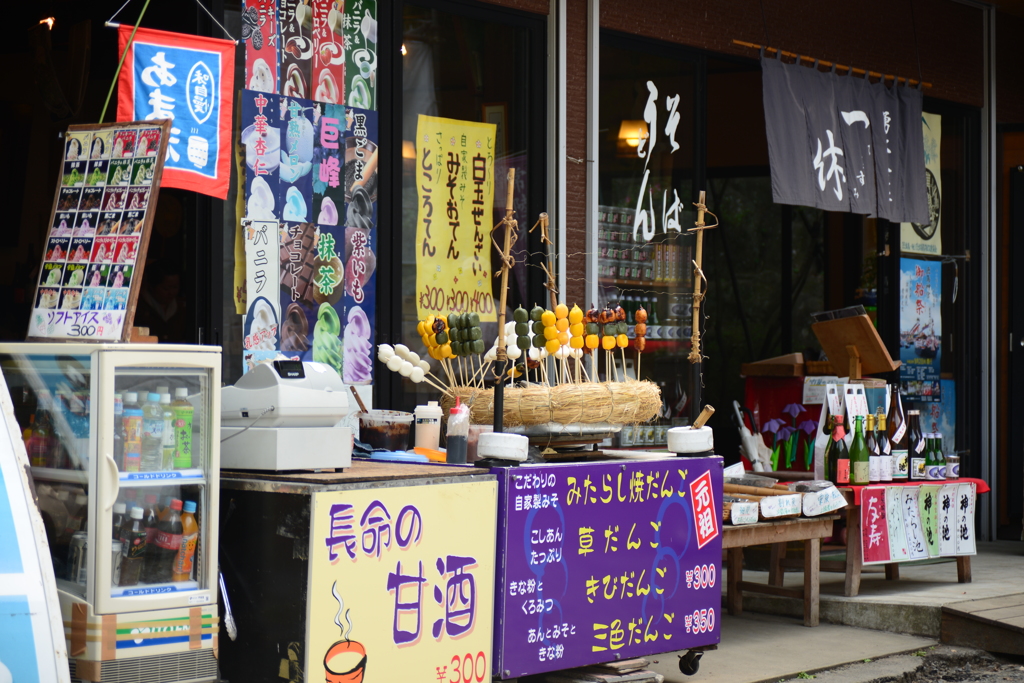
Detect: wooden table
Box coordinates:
(837, 488, 971, 596)
(722, 515, 838, 627)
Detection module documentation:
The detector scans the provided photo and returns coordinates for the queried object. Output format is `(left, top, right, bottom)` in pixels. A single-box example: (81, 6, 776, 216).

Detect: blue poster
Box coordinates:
(899, 258, 941, 398)
(119, 27, 235, 198)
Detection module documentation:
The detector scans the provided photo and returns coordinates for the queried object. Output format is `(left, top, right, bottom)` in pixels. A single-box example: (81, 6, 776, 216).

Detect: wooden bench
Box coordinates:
(722, 515, 838, 627)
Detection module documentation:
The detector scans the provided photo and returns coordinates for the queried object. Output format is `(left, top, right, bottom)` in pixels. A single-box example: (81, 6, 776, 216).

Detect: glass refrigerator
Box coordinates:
(0, 343, 221, 683)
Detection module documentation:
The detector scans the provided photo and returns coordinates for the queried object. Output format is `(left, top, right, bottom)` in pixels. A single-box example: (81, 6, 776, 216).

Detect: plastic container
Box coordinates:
(358, 410, 414, 451)
(477, 432, 528, 462)
(413, 401, 443, 450)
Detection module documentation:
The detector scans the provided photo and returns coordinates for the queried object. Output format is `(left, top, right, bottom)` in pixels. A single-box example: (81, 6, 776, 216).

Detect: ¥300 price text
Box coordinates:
(436, 651, 487, 683)
(418, 287, 494, 315)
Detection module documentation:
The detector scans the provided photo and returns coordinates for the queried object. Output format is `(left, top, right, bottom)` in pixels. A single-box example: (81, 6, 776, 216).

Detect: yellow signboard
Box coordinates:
(415, 115, 498, 322)
(308, 480, 497, 683)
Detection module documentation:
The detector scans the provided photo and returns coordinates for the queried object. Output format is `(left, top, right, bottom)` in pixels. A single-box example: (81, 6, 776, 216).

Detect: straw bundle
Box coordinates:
(442, 380, 661, 427)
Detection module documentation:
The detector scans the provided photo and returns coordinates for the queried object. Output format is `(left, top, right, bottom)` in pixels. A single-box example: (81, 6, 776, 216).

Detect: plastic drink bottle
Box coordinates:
(140, 393, 164, 471)
(144, 499, 182, 583)
(158, 496, 174, 521)
(172, 500, 199, 582)
(142, 494, 160, 543)
(122, 393, 143, 472)
(160, 394, 175, 470)
(118, 507, 147, 586)
(172, 388, 194, 469)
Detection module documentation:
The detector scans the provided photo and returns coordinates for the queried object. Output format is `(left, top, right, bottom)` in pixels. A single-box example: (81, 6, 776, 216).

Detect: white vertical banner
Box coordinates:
(901, 488, 929, 560)
(953, 483, 977, 555)
(243, 219, 282, 372)
(885, 487, 910, 562)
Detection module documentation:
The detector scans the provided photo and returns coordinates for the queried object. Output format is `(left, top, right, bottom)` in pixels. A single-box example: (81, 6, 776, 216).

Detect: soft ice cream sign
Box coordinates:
(117, 26, 235, 200)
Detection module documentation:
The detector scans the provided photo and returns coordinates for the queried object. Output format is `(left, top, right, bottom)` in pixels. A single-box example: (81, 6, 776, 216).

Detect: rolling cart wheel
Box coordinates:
(678, 650, 702, 676)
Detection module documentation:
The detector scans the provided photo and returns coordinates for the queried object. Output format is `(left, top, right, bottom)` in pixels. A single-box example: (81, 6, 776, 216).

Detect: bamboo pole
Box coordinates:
(723, 483, 794, 497)
(492, 169, 516, 432)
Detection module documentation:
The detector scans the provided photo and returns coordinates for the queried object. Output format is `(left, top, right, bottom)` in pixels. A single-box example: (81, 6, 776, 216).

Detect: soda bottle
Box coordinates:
(160, 394, 175, 470)
(118, 507, 147, 586)
(122, 393, 143, 473)
(113, 393, 124, 470)
(831, 415, 850, 485)
(172, 501, 199, 582)
(140, 393, 164, 471)
(142, 494, 160, 543)
(144, 499, 183, 583)
(111, 502, 127, 540)
(172, 389, 195, 469)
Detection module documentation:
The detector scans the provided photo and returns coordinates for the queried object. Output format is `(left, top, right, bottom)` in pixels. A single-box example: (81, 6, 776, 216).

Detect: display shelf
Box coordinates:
(118, 468, 205, 485)
(31, 467, 88, 485)
(599, 278, 680, 288)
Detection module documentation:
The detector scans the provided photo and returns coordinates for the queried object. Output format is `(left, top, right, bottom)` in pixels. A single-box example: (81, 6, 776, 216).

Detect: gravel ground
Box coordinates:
(777, 646, 1024, 683)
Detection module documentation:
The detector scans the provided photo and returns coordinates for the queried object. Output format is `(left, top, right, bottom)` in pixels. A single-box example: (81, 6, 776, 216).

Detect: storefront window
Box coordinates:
(598, 38, 698, 442)
(390, 2, 547, 411)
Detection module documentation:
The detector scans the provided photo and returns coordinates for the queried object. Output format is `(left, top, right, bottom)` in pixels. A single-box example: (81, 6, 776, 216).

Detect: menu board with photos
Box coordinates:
(28, 120, 170, 342)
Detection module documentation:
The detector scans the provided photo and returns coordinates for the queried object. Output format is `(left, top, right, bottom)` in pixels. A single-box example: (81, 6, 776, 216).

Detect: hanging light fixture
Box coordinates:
(617, 120, 649, 148)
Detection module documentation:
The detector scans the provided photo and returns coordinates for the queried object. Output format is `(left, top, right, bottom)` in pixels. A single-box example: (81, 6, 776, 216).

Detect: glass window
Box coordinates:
(598, 37, 698, 446)
(392, 2, 547, 411)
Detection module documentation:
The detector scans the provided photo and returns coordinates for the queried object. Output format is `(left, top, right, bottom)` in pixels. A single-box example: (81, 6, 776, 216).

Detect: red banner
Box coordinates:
(860, 487, 891, 564)
(117, 26, 235, 199)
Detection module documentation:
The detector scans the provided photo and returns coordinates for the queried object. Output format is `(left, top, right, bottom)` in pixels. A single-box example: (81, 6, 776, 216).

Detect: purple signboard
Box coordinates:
(493, 457, 723, 678)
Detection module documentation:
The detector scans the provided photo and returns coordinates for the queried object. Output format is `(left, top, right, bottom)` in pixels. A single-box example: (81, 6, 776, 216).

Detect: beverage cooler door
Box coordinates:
(0, 349, 95, 602)
(93, 350, 220, 615)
